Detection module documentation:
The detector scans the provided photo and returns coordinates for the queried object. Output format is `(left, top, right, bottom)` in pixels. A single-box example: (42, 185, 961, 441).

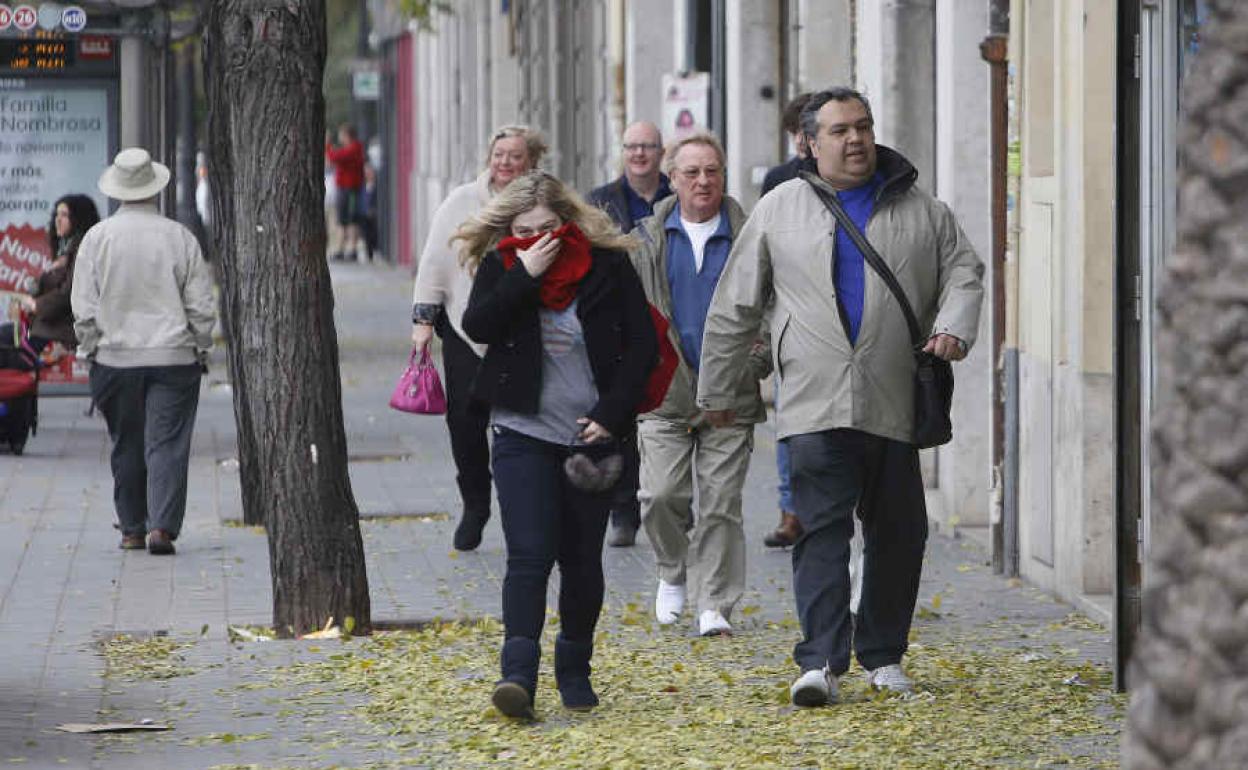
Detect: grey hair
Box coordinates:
(799, 88, 874, 140)
(662, 131, 726, 175)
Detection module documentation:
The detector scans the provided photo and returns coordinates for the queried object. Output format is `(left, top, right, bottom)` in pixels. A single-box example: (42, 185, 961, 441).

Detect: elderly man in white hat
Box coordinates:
(71, 148, 217, 555)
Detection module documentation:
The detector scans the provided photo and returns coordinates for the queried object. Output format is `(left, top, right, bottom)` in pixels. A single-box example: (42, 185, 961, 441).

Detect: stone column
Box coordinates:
(119, 36, 148, 150)
(624, 0, 676, 129)
(725, 0, 780, 209)
(934, 0, 991, 530)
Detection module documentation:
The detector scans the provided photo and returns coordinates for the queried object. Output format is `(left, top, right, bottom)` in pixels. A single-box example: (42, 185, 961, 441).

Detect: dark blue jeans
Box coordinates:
(491, 426, 613, 643)
(786, 428, 927, 674)
(90, 363, 202, 539)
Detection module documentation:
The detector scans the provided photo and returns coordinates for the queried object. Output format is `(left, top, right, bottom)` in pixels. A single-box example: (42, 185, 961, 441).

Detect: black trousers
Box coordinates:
(610, 434, 641, 528)
(437, 318, 492, 510)
(90, 363, 202, 539)
(491, 426, 612, 643)
(786, 428, 927, 674)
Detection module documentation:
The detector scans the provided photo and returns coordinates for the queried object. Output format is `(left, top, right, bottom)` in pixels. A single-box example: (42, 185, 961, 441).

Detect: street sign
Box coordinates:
(0, 3, 88, 34)
(36, 3, 60, 31)
(60, 5, 84, 33)
(12, 5, 35, 31)
(353, 70, 379, 101)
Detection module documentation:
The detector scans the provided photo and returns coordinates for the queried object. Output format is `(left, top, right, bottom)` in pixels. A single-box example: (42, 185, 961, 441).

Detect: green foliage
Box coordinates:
(396, 0, 453, 30)
(324, 0, 361, 132)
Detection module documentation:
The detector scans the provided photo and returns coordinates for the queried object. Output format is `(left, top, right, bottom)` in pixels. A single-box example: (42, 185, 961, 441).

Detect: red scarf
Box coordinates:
(497, 222, 593, 310)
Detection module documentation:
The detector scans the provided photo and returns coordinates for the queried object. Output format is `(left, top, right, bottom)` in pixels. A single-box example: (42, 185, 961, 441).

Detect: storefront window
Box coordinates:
(1179, 0, 1209, 82)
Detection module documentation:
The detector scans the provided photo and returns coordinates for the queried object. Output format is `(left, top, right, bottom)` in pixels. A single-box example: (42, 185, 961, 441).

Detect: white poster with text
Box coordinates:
(0, 85, 110, 292)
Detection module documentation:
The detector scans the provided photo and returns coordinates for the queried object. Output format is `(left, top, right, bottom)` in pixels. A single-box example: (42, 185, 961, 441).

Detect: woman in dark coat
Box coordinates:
(17, 194, 100, 350)
(456, 171, 657, 718)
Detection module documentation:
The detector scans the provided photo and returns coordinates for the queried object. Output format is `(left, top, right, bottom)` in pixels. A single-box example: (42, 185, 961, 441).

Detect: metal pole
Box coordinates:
(981, 30, 1009, 574)
(355, 0, 373, 144)
(176, 41, 199, 227)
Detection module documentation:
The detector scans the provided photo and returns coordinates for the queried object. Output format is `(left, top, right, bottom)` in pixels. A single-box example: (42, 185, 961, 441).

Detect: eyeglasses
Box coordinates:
(623, 142, 661, 153)
(676, 165, 722, 181)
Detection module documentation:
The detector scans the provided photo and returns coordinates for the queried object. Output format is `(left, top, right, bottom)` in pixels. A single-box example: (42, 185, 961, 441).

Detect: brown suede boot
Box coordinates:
(763, 512, 803, 548)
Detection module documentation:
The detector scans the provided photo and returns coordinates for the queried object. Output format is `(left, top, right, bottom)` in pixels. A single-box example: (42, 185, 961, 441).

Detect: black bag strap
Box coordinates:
(800, 172, 924, 348)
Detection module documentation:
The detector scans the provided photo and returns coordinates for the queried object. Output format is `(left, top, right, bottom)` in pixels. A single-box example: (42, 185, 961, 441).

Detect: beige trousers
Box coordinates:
(639, 419, 753, 618)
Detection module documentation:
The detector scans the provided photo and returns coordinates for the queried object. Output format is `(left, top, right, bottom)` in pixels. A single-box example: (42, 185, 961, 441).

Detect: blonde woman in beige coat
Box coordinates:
(409, 126, 547, 552)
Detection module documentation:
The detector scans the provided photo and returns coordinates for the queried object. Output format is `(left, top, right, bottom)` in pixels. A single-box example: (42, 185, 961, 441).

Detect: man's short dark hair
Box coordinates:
(799, 88, 874, 140)
(781, 93, 814, 134)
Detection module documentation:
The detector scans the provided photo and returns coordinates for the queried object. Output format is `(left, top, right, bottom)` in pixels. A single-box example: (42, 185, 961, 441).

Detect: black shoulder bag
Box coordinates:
(801, 173, 954, 449)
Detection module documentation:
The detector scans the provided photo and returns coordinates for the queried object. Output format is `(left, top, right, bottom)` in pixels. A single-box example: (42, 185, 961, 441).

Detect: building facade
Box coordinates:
(368, 0, 1206, 683)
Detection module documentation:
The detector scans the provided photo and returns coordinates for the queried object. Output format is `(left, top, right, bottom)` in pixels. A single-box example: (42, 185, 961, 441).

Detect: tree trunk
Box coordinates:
(203, 0, 371, 637)
(1125, 3, 1248, 766)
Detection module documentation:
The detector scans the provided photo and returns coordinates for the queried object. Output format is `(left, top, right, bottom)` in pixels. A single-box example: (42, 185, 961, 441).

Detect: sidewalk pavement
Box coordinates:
(0, 262, 1118, 769)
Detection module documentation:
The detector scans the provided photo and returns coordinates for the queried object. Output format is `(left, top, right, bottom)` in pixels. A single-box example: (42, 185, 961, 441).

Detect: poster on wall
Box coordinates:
(661, 72, 709, 142)
(0, 83, 113, 387)
(0, 86, 110, 289)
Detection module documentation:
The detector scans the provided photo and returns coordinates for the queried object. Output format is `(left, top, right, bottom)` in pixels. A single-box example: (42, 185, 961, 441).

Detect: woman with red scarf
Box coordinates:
(458, 171, 658, 718)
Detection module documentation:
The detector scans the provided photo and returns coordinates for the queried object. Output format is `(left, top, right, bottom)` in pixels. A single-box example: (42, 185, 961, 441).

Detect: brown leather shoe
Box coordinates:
(763, 512, 803, 548)
(147, 529, 176, 555)
(119, 534, 146, 550)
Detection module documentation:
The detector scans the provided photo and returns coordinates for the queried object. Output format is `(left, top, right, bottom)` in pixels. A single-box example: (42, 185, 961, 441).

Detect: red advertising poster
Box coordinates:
(0, 83, 112, 388)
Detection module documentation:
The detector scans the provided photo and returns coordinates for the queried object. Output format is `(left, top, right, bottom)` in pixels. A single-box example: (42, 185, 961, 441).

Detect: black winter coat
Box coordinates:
(461, 246, 658, 439)
(587, 175, 673, 234)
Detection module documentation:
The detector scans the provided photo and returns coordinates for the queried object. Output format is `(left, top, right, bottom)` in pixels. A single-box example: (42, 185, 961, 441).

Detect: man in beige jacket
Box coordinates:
(698, 88, 983, 705)
(631, 133, 770, 637)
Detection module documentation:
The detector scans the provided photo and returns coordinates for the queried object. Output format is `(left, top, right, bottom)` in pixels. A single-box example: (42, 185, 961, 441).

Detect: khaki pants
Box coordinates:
(639, 419, 753, 618)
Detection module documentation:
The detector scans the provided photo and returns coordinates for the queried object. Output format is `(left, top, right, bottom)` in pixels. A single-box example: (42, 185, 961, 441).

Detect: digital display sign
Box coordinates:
(0, 7, 122, 78)
(0, 36, 74, 72)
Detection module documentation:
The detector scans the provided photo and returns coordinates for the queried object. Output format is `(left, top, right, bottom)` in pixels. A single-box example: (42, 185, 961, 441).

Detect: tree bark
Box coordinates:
(1125, 3, 1248, 766)
(203, 0, 371, 637)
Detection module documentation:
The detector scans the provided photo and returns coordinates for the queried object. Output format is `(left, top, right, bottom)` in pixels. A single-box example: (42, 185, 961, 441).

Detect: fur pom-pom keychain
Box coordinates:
(564, 451, 623, 492)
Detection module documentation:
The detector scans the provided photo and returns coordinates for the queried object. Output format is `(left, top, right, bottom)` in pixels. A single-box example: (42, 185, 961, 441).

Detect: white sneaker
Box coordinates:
(655, 580, 686, 625)
(697, 609, 732, 637)
(790, 668, 838, 707)
(866, 663, 914, 695)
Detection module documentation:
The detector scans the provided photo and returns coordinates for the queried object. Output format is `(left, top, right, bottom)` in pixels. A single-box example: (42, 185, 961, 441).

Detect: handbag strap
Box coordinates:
(800, 171, 924, 348)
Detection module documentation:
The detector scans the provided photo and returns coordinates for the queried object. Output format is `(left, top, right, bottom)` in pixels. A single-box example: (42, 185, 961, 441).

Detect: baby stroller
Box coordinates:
(0, 315, 40, 455)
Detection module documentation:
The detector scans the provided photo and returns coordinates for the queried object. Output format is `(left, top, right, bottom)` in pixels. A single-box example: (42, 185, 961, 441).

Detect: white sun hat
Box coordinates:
(98, 147, 171, 201)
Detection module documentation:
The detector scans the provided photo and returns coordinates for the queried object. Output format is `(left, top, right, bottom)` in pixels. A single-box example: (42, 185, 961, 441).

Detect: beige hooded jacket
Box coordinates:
(697, 147, 984, 443)
(630, 194, 771, 426)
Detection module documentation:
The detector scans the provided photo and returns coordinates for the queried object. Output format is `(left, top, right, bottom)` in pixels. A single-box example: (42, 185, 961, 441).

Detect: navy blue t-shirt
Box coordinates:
(624, 174, 672, 227)
(833, 173, 883, 345)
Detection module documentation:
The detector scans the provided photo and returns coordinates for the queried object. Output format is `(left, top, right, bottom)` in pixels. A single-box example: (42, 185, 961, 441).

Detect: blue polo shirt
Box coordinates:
(665, 202, 733, 371)
(625, 174, 672, 226)
(834, 172, 883, 345)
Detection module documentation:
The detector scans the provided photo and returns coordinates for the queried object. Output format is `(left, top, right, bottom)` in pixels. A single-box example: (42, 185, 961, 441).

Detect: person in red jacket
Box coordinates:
(325, 123, 366, 261)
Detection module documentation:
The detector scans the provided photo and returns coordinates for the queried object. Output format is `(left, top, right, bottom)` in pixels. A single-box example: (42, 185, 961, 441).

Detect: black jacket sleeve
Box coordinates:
(461, 252, 541, 345)
(34, 268, 72, 325)
(585, 258, 658, 436)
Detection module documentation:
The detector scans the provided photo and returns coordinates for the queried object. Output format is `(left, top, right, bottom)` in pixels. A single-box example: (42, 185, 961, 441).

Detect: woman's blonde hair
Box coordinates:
(454, 171, 637, 273)
(487, 125, 549, 170)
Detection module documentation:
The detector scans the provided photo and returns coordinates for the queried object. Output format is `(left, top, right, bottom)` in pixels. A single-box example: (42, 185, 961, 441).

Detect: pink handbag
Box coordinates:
(389, 347, 447, 415)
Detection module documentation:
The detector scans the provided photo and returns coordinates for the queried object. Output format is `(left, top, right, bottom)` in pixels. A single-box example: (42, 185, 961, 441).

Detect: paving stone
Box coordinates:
(0, 262, 1114, 768)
